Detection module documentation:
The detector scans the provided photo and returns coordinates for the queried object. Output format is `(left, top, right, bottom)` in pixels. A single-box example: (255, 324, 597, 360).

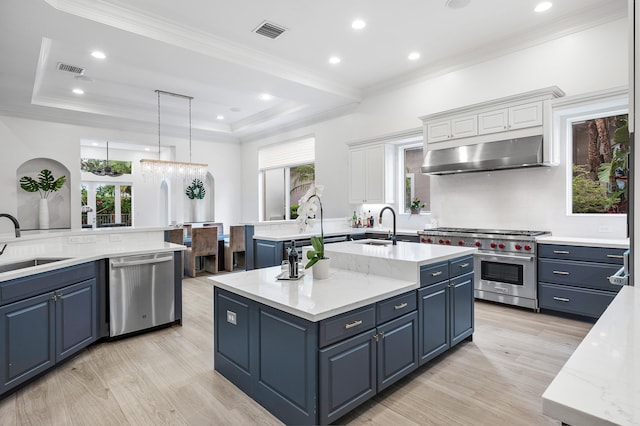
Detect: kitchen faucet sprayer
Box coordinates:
(378, 206, 397, 245)
(0, 214, 21, 238)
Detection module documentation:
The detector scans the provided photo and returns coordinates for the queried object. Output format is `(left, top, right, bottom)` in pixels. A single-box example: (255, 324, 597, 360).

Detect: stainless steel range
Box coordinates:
(418, 227, 550, 310)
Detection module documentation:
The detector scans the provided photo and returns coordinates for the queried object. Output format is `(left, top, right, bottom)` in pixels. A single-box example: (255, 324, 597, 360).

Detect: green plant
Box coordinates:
(572, 165, 611, 213)
(410, 198, 425, 210)
(290, 204, 299, 219)
(304, 235, 325, 269)
(185, 179, 206, 199)
(19, 169, 66, 199)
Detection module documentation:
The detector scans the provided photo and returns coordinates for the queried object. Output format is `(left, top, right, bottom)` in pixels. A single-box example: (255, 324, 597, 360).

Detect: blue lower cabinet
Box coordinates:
(0, 277, 97, 396)
(450, 272, 474, 346)
(254, 240, 284, 269)
(254, 306, 318, 426)
(0, 292, 55, 394)
(376, 311, 418, 392)
(418, 281, 449, 365)
(319, 330, 376, 424)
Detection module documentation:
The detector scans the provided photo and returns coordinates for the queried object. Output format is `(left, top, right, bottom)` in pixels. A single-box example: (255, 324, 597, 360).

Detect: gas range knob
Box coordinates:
(445, 240, 451, 245)
(458, 240, 464, 246)
(515, 244, 522, 250)
(420, 237, 426, 243)
(490, 243, 497, 249)
(475, 241, 481, 247)
(438, 239, 444, 244)
(426, 238, 433, 243)
(498, 243, 505, 249)
(524, 245, 532, 251)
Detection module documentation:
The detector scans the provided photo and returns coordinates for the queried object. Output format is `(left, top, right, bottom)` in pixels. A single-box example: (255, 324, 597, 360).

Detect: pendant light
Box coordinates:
(91, 141, 123, 177)
(140, 90, 208, 181)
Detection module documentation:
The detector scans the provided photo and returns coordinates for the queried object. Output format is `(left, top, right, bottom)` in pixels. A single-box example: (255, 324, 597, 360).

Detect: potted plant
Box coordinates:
(186, 178, 206, 222)
(19, 169, 66, 229)
(410, 198, 425, 214)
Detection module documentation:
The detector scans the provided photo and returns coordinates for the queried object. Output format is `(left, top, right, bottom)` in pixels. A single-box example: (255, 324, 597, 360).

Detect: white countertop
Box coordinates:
(542, 285, 640, 426)
(325, 240, 475, 265)
(536, 235, 629, 249)
(209, 265, 416, 322)
(252, 228, 420, 241)
(0, 229, 185, 282)
(0, 226, 179, 245)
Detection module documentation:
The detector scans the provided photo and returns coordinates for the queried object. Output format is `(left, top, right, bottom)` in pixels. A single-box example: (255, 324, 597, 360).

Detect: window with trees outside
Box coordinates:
(403, 145, 430, 213)
(571, 114, 628, 214)
(81, 183, 132, 227)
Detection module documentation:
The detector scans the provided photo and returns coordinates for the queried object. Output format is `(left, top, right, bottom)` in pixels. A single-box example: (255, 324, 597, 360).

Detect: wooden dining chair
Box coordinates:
(183, 224, 193, 238)
(203, 222, 224, 235)
(184, 227, 218, 277)
(225, 225, 246, 271)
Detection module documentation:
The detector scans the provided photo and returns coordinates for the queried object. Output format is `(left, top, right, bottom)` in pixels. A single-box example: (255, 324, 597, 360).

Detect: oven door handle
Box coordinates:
(478, 253, 534, 262)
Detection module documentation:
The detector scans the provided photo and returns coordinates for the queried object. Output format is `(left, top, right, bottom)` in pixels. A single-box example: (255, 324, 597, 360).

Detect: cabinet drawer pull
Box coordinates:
(459, 263, 469, 268)
(553, 250, 570, 254)
(607, 254, 624, 259)
(345, 320, 363, 329)
(394, 302, 408, 310)
(431, 271, 443, 277)
(552, 270, 570, 275)
(553, 296, 571, 302)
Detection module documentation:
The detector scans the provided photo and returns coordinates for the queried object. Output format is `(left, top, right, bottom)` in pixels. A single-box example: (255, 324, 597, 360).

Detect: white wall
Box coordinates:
(241, 19, 629, 238)
(0, 116, 242, 234)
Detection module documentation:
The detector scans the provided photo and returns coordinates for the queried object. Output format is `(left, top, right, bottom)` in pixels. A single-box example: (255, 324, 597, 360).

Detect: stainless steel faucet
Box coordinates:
(378, 206, 397, 245)
(0, 214, 21, 238)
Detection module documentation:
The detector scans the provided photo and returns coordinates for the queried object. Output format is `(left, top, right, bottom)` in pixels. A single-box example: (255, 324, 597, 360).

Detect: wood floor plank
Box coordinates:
(0, 274, 592, 425)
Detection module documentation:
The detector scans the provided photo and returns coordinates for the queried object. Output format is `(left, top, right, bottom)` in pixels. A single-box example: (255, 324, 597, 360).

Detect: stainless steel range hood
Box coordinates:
(421, 135, 545, 175)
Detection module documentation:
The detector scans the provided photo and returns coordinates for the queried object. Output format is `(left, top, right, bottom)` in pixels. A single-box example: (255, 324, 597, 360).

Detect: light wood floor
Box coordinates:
(0, 274, 592, 426)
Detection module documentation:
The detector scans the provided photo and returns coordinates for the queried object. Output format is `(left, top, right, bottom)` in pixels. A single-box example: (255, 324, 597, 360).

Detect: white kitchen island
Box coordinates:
(209, 241, 476, 425)
(542, 285, 640, 426)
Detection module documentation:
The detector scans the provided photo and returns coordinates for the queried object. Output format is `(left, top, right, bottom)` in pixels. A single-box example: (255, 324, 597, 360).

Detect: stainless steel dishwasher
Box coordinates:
(109, 253, 175, 337)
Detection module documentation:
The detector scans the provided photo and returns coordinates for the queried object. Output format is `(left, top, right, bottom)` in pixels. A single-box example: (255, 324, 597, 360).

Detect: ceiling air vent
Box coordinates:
(253, 21, 287, 39)
(56, 62, 85, 75)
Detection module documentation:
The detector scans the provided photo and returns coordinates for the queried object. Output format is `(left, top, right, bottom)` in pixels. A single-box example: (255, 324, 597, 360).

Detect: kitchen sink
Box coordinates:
(0, 258, 70, 274)
(355, 239, 393, 246)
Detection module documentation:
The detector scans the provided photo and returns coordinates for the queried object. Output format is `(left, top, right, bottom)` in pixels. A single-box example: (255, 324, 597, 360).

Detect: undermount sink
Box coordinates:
(0, 258, 70, 274)
(355, 239, 393, 246)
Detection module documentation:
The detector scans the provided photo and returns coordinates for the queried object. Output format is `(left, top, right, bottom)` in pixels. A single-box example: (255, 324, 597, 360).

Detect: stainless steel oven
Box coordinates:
(419, 228, 548, 310)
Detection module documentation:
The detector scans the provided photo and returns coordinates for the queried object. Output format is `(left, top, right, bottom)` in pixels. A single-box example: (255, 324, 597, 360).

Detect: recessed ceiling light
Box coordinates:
(534, 2, 552, 12)
(92, 142, 99, 146)
(216, 115, 224, 120)
(408, 52, 421, 61)
(352, 19, 366, 30)
(259, 93, 272, 101)
(91, 51, 106, 59)
(329, 56, 341, 64)
(445, 0, 471, 9)
(72, 88, 84, 95)
(145, 147, 150, 151)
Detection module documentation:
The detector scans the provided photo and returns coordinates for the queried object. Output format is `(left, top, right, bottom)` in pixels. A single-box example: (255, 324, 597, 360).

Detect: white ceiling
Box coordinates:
(0, 0, 627, 145)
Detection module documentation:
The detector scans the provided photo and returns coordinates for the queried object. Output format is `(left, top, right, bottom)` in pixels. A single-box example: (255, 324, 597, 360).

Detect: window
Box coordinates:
(402, 145, 430, 213)
(81, 183, 133, 227)
(571, 113, 628, 214)
(259, 137, 315, 221)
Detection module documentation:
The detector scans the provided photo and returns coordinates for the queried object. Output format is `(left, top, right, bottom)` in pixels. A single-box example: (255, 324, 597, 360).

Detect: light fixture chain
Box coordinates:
(189, 97, 192, 164)
(157, 90, 161, 160)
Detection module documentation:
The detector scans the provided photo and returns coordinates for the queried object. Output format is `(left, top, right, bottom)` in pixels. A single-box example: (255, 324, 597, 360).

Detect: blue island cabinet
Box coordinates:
(0, 262, 98, 396)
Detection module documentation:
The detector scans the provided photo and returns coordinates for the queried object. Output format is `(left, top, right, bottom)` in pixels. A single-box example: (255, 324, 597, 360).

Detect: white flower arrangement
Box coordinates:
(295, 184, 326, 268)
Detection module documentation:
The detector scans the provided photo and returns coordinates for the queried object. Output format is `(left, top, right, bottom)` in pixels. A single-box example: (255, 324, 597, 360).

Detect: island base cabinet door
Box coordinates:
(377, 311, 418, 392)
(254, 240, 284, 269)
(450, 272, 474, 346)
(255, 306, 318, 426)
(418, 281, 450, 365)
(319, 330, 376, 425)
(56, 279, 97, 362)
(214, 289, 253, 396)
(0, 293, 55, 395)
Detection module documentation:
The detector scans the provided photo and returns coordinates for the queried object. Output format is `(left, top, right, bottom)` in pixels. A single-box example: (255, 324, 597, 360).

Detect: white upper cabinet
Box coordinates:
(478, 102, 542, 135)
(348, 144, 394, 204)
(427, 115, 477, 143)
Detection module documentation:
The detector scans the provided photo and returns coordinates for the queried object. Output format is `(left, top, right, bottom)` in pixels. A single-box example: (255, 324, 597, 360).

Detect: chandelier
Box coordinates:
(140, 90, 208, 181)
(90, 141, 123, 177)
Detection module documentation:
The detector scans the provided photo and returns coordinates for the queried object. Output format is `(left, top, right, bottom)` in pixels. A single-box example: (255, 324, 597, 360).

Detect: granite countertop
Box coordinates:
(209, 265, 416, 322)
(542, 285, 640, 426)
(536, 235, 629, 249)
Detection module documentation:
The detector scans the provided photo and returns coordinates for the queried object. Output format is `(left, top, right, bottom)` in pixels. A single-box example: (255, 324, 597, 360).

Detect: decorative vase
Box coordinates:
(313, 258, 330, 280)
(193, 199, 206, 222)
(39, 198, 49, 229)
(410, 208, 421, 215)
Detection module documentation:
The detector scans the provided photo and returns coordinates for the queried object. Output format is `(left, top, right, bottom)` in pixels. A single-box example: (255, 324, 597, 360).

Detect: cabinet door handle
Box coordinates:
(607, 254, 624, 259)
(373, 334, 379, 342)
(394, 302, 408, 310)
(553, 250, 570, 254)
(431, 271, 443, 277)
(345, 320, 363, 329)
(553, 296, 570, 302)
(51, 294, 58, 301)
(379, 331, 385, 339)
(459, 263, 469, 268)
(552, 270, 570, 275)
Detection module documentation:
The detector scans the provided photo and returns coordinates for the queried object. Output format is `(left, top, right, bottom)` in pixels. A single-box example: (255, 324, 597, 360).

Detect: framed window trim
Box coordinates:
(552, 87, 629, 217)
(259, 162, 315, 222)
(396, 140, 430, 215)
